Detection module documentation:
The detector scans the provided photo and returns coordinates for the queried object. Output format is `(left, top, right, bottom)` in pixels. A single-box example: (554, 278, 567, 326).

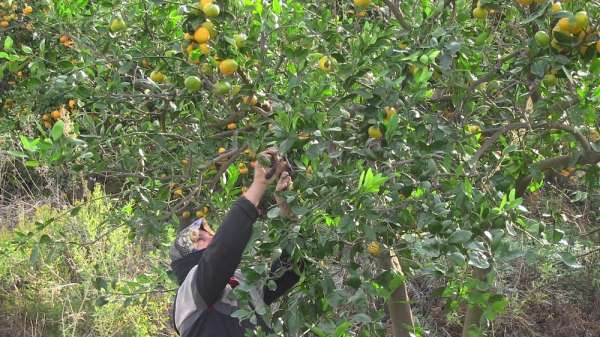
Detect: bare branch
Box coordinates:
(472, 121, 594, 165)
(382, 0, 411, 30)
(210, 126, 256, 138)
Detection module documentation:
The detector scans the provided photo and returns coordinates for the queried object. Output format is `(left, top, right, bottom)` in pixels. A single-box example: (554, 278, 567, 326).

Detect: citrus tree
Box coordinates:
(1, 0, 599, 336)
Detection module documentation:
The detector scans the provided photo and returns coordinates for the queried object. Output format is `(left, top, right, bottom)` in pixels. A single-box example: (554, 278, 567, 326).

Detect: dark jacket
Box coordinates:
(172, 197, 300, 337)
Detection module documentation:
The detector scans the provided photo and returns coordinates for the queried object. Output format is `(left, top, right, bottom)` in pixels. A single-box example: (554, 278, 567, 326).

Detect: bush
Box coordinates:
(0, 186, 176, 337)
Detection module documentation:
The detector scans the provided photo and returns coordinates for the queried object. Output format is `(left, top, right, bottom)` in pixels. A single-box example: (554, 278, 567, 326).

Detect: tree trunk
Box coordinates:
(461, 266, 491, 337)
(382, 250, 415, 337)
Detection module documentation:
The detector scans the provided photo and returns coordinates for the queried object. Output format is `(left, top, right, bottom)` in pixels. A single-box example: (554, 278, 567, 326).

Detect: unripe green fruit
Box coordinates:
(184, 76, 202, 92)
(234, 33, 247, 49)
(109, 18, 126, 32)
(213, 81, 231, 95)
(534, 31, 550, 46)
(574, 11, 588, 30)
(203, 4, 220, 17)
(543, 73, 557, 87)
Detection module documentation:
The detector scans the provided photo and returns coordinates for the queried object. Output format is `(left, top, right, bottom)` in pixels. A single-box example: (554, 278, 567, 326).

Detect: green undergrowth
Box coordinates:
(0, 186, 177, 337)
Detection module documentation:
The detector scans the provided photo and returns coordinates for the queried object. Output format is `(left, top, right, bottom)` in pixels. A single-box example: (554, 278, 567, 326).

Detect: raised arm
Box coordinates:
(194, 195, 259, 306)
(194, 148, 288, 306)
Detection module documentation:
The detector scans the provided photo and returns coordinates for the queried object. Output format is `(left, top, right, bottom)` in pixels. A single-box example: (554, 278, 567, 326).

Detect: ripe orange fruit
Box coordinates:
(173, 188, 184, 198)
(219, 59, 238, 75)
(51, 110, 61, 120)
(298, 131, 310, 140)
(42, 114, 50, 121)
(367, 241, 381, 257)
(318, 56, 332, 72)
(250, 160, 257, 168)
(0, 21, 9, 28)
(557, 17, 573, 32)
(199, 43, 210, 55)
(516, 0, 533, 5)
(226, 122, 237, 130)
(194, 27, 210, 43)
(354, 0, 372, 8)
(384, 106, 397, 122)
(68, 99, 77, 110)
(368, 126, 383, 139)
(242, 95, 258, 106)
(23, 6, 32, 15)
(186, 43, 196, 55)
(238, 163, 248, 175)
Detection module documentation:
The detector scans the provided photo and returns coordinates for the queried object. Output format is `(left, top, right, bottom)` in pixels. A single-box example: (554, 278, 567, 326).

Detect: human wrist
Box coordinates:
(243, 182, 268, 207)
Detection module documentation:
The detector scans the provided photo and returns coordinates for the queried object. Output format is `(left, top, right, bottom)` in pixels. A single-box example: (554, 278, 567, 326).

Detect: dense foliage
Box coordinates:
(1, 0, 599, 336)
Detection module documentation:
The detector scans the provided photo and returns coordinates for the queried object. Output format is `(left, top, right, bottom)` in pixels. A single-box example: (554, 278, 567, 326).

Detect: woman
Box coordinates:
(170, 148, 300, 337)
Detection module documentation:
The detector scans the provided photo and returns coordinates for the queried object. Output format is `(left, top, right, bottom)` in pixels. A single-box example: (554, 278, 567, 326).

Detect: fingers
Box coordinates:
(259, 147, 280, 161)
(276, 171, 292, 192)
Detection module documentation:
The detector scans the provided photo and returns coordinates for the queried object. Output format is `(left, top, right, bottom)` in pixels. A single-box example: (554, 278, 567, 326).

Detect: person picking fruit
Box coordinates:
(170, 148, 299, 337)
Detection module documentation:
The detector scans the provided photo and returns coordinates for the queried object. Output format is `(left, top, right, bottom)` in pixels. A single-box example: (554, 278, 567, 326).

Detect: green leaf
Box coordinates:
(448, 252, 466, 265)
(467, 251, 489, 269)
(351, 313, 371, 323)
(3, 36, 13, 51)
(310, 326, 328, 337)
(449, 230, 472, 244)
(590, 58, 600, 74)
(20, 135, 39, 152)
(558, 252, 582, 268)
(358, 168, 388, 193)
(51, 121, 65, 141)
(7, 150, 28, 158)
(95, 296, 109, 306)
(267, 207, 280, 219)
(272, 0, 281, 14)
(335, 321, 352, 337)
(29, 244, 40, 265)
(519, 2, 549, 25)
(292, 206, 309, 216)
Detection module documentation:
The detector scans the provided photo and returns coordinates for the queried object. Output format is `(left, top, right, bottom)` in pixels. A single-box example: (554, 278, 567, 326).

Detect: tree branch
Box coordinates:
(382, 0, 411, 30)
(472, 121, 593, 165)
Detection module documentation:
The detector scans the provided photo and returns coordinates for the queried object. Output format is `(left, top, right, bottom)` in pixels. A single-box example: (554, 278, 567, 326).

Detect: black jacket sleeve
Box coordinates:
(262, 251, 301, 305)
(194, 196, 259, 307)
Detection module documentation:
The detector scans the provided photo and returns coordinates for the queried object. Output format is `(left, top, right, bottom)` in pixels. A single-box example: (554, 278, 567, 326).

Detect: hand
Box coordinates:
(243, 148, 287, 208)
(276, 171, 292, 192)
(252, 148, 288, 187)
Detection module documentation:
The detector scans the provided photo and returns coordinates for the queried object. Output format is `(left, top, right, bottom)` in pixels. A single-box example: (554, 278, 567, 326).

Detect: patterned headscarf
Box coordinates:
(170, 217, 214, 262)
